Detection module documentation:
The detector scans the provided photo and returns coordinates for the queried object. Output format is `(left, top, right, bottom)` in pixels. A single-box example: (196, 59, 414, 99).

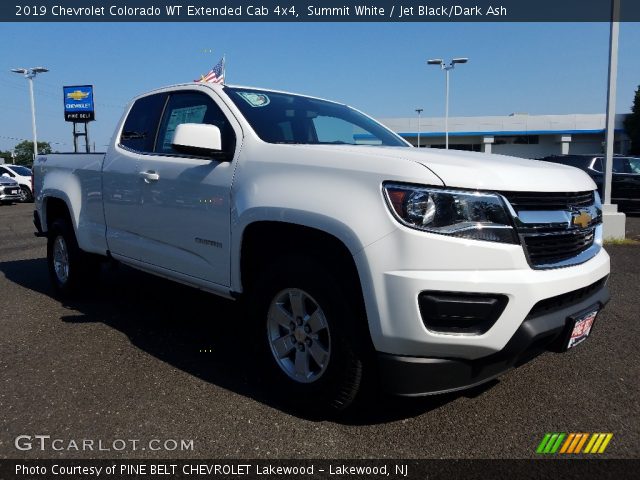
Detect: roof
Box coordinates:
(134, 82, 347, 107)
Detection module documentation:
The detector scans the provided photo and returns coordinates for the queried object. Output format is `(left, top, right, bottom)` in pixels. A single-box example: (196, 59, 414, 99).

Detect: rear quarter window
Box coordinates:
(119, 93, 167, 153)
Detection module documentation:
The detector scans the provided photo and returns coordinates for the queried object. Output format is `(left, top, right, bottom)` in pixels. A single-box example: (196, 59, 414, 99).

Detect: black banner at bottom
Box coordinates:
(1, 459, 639, 480)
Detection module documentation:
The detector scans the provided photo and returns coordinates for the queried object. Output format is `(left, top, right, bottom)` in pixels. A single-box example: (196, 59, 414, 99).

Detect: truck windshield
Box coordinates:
(224, 87, 408, 147)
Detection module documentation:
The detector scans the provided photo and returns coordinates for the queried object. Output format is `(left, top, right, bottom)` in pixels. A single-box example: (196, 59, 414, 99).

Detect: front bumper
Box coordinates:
(0, 188, 21, 202)
(378, 277, 609, 396)
(355, 225, 610, 359)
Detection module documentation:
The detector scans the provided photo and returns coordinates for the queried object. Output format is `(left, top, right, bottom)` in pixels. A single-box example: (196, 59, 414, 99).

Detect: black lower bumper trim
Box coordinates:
(378, 278, 610, 396)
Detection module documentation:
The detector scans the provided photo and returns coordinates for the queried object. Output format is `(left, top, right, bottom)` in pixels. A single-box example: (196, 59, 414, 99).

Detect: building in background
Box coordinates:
(380, 113, 630, 158)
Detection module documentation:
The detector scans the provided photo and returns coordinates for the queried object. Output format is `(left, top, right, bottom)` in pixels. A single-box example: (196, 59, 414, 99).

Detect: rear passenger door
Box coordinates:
(103, 92, 168, 261)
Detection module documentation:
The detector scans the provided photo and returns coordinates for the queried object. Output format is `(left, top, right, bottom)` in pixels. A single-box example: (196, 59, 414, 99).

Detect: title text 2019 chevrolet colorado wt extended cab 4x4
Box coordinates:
(34, 83, 610, 412)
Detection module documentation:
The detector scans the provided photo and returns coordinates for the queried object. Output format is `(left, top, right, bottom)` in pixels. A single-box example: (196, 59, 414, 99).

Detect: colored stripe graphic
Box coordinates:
(574, 433, 589, 453)
(598, 433, 614, 453)
(537, 433, 613, 454)
(536, 434, 552, 454)
(584, 433, 599, 453)
(544, 433, 559, 453)
(567, 433, 585, 453)
(550, 433, 566, 453)
(536, 433, 566, 454)
(559, 433, 575, 453)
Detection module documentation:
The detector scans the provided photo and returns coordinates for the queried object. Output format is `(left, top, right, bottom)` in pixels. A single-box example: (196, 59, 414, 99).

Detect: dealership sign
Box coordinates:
(63, 85, 95, 122)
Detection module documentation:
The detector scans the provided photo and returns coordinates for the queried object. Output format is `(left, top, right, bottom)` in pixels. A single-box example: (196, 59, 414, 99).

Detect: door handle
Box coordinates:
(139, 171, 160, 183)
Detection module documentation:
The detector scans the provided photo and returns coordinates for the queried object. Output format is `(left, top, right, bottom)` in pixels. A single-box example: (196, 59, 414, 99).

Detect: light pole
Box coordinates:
(601, 0, 625, 240)
(415, 108, 423, 148)
(603, 0, 619, 207)
(427, 58, 468, 150)
(10, 66, 49, 161)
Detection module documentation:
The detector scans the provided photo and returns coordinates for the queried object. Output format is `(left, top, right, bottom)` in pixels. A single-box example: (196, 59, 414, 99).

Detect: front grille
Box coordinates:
(500, 191, 594, 210)
(523, 228, 595, 266)
(500, 190, 600, 269)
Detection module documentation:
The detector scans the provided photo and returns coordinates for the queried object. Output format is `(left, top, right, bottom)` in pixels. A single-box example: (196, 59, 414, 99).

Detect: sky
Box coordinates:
(1, 22, 639, 152)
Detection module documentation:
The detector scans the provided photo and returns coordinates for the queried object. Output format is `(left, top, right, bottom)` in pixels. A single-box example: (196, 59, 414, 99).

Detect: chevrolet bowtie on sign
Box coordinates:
(66, 90, 90, 101)
(536, 433, 613, 454)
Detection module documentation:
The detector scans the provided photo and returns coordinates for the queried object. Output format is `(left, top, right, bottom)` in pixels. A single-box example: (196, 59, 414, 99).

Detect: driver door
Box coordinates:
(135, 89, 240, 287)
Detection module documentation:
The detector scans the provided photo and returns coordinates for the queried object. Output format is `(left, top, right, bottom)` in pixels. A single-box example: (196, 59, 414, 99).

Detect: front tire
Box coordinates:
(248, 255, 366, 414)
(19, 186, 33, 203)
(47, 218, 99, 296)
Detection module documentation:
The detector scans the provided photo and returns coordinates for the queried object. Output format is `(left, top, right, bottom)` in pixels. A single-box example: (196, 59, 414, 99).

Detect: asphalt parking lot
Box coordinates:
(0, 202, 638, 459)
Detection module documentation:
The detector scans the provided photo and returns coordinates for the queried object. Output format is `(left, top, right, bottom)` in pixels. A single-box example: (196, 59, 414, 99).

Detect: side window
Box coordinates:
(612, 158, 630, 174)
(628, 158, 640, 174)
(119, 94, 167, 153)
(0, 167, 13, 177)
(592, 158, 603, 172)
(155, 91, 236, 156)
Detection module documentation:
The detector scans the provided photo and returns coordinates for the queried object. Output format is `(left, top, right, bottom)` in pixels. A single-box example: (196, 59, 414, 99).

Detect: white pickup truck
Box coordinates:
(34, 83, 610, 412)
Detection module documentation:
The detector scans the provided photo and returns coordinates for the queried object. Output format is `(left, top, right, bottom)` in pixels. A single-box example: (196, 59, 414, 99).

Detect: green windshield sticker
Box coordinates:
(237, 92, 270, 108)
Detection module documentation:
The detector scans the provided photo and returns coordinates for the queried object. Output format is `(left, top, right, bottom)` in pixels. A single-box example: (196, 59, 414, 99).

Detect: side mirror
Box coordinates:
(1, 173, 9, 177)
(171, 123, 222, 158)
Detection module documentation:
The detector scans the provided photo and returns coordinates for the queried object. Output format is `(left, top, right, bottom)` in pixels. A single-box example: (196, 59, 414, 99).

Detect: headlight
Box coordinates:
(383, 183, 518, 244)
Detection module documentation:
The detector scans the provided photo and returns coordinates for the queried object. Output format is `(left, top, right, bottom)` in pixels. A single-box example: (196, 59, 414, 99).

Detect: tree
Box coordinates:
(12, 140, 52, 166)
(0, 150, 12, 163)
(624, 85, 640, 155)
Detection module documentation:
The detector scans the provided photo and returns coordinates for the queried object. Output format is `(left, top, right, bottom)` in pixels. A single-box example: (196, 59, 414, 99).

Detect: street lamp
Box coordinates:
(10, 66, 49, 161)
(427, 58, 468, 150)
(415, 108, 423, 148)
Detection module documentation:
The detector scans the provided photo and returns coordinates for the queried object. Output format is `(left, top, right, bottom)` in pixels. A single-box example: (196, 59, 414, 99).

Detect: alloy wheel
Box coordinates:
(267, 288, 332, 383)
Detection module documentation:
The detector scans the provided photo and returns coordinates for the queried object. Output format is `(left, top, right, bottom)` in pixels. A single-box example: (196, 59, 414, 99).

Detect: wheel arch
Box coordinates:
(237, 220, 374, 348)
(237, 220, 363, 296)
(42, 194, 75, 234)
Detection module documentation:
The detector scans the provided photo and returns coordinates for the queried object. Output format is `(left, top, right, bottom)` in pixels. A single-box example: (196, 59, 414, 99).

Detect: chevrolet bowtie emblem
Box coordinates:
(66, 90, 90, 101)
(572, 210, 592, 229)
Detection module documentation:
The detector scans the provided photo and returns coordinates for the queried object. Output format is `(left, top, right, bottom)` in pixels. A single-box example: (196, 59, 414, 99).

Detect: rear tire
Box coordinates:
(47, 218, 100, 296)
(247, 255, 367, 414)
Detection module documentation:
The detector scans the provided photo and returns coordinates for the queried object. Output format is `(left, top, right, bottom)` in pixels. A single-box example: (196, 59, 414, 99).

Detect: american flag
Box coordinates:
(195, 58, 225, 84)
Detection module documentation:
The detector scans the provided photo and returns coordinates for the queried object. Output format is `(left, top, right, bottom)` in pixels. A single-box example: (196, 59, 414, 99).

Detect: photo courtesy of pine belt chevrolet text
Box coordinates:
(32, 82, 611, 413)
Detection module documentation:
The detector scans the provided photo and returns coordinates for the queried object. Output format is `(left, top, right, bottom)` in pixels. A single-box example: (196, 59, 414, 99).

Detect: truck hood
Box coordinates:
(405, 148, 597, 192)
(290, 145, 596, 192)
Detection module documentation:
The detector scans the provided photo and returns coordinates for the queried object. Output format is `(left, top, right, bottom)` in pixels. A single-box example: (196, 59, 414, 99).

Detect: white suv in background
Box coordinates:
(0, 164, 33, 202)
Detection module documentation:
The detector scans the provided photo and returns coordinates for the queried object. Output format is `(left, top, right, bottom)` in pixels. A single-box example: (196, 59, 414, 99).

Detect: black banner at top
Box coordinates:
(4, 0, 640, 22)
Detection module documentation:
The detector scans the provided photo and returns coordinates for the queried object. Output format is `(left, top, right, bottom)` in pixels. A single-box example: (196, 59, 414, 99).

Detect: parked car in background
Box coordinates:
(0, 164, 34, 202)
(0, 175, 21, 204)
(540, 154, 640, 212)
